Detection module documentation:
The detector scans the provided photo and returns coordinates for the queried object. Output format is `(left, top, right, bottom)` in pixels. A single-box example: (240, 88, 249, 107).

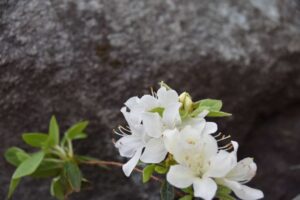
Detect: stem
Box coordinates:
(55, 146, 66, 156)
(67, 139, 74, 158)
(51, 146, 69, 160)
(82, 160, 184, 197)
(51, 149, 66, 160)
(43, 158, 64, 163)
(84, 160, 162, 183)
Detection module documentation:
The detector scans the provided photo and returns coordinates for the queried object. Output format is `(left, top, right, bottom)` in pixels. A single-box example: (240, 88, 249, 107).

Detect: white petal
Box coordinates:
(231, 141, 239, 161)
(139, 95, 159, 111)
(224, 141, 238, 165)
(142, 112, 163, 138)
(157, 87, 179, 106)
(167, 165, 195, 188)
(204, 150, 235, 178)
(203, 122, 218, 134)
(124, 96, 140, 110)
(120, 107, 133, 124)
(180, 117, 206, 132)
(181, 125, 202, 145)
(115, 135, 144, 158)
(162, 102, 182, 128)
(227, 158, 257, 183)
(140, 138, 168, 163)
(163, 129, 180, 154)
(232, 141, 239, 154)
(166, 126, 203, 164)
(222, 179, 264, 200)
(122, 147, 143, 177)
(121, 107, 141, 133)
(193, 177, 217, 200)
(201, 134, 218, 159)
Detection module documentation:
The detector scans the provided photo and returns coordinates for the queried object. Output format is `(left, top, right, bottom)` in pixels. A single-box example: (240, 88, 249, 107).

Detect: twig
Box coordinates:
(83, 160, 162, 183)
(82, 160, 184, 197)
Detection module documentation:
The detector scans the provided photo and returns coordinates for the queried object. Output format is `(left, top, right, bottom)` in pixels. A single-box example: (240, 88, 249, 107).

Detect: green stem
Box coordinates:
(52, 146, 68, 160)
(67, 139, 74, 158)
(43, 158, 64, 163)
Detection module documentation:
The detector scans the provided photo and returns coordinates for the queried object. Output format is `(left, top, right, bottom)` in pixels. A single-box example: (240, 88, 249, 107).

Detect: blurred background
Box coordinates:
(1, 0, 300, 199)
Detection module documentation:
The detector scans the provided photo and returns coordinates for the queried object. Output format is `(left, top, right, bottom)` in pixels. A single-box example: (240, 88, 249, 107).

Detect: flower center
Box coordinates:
(184, 153, 206, 177)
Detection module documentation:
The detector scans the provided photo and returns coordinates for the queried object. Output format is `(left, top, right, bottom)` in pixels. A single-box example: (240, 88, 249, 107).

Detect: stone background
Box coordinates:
(1, 0, 300, 199)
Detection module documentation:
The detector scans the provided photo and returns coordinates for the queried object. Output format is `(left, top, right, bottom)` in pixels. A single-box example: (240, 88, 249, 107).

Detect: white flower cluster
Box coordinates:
(115, 85, 263, 200)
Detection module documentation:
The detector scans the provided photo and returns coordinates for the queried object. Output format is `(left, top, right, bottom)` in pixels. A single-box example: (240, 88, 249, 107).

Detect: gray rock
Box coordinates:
(241, 107, 300, 200)
(1, 0, 300, 199)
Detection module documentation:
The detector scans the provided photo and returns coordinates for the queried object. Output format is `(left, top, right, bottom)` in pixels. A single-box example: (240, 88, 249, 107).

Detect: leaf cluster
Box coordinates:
(179, 98, 231, 120)
(191, 99, 231, 117)
(5, 116, 90, 200)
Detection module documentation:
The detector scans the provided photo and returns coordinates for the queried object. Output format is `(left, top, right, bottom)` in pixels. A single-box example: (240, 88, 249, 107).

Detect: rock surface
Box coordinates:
(1, 0, 300, 199)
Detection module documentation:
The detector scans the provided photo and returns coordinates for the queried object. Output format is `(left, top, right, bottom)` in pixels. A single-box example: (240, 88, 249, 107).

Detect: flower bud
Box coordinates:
(179, 92, 188, 103)
(184, 96, 193, 112)
(179, 92, 193, 113)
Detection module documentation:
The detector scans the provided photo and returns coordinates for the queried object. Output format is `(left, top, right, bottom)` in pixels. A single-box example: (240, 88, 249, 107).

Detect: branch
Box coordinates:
(82, 160, 184, 197)
(82, 160, 162, 183)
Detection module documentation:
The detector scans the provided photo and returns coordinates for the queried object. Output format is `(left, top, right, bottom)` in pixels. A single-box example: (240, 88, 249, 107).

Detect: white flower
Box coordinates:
(127, 86, 182, 137)
(115, 108, 167, 176)
(164, 125, 235, 200)
(116, 85, 263, 199)
(115, 86, 182, 176)
(115, 86, 218, 177)
(178, 110, 217, 135)
(216, 142, 264, 200)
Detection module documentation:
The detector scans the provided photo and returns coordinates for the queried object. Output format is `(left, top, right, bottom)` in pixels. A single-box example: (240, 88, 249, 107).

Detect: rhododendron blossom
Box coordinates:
(164, 125, 235, 200)
(114, 83, 263, 200)
(115, 86, 213, 176)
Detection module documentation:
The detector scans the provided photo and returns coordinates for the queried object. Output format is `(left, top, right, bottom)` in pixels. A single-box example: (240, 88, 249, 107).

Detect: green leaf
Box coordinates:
(160, 181, 175, 200)
(72, 133, 87, 140)
(154, 165, 168, 174)
(65, 121, 89, 140)
(47, 116, 60, 147)
(190, 106, 208, 117)
(207, 111, 232, 117)
(198, 99, 223, 111)
(12, 151, 45, 179)
(4, 147, 30, 167)
(50, 177, 65, 200)
(31, 159, 62, 178)
(179, 195, 193, 200)
(216, 194, 236, 200)
(192, 99, 231, 117)
(63, 161, 82, 192)
(181, 186, 193, 195)
(216, 185, 235, 200)
(143, 164, 155, 183)
(7, 178, 21, 199)
(216, 185, 231, 195)
(22, 133, 48, 148)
